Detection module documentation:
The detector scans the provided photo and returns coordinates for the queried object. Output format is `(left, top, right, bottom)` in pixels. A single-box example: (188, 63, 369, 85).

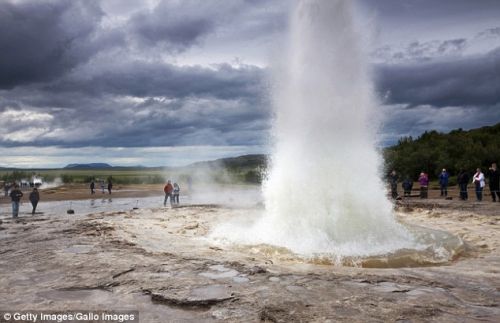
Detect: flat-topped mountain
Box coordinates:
(64, 163, 113, 169)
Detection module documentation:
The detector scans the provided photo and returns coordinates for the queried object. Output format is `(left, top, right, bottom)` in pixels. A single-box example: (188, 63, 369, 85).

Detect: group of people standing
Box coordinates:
(90, 179, 113, 195)
(8, 185, 40, 218)
(453, 166, 499, 202)
(389, 163, 500, 202)
(163, 180, 181, 206)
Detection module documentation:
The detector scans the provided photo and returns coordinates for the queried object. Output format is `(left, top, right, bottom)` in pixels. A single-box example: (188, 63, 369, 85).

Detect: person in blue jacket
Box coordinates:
(438, 168, 450, 197)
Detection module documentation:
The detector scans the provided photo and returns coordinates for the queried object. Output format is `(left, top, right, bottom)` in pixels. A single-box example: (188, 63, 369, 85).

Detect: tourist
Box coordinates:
(438, 168, 449, 197)
(173, 182, 180, 205)
(418, 172, 429, 199)
(402, 176, 413, 197)
(107, 179, 113, 195)
(472, 168, 485, 201)
(163, 180, 174, 206)
(29, 187, 40, 215)
(9, 184, 23, 218)
(90, 180, 95, 195)
(4, 182, 10, 197)
(487, 163, 500, 202)
(388, 170, 399, 199)
(457, 170, 469, 201)
(100, 180, 105, 194)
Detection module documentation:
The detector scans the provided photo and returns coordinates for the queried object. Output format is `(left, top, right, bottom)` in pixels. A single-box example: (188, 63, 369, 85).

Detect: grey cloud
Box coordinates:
(2, 0, 498, 158)
(0, 0, 103, 89)
(372, 38, 470, 63)
(371, 24, 500, 64)
(376, 48, 500, 108)
(476, 27, 500, 39)
(360, 0, 500, 24)
(126, 0, 289, 52)
(0, 64, 271, 148)
(128, 1, 216, 52)
(381, 104, 500, 145)
(44, 61, 267, 102)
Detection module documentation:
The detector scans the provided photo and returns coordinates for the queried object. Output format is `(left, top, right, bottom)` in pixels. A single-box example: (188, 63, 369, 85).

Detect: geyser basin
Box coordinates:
(210, 0, 466, 267)
(209, 209, 466, 268)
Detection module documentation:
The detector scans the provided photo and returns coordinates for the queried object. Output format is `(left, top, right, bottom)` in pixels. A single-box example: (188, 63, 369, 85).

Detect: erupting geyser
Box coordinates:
(211, 0, 465, 265)
(258, 0, 416, 257)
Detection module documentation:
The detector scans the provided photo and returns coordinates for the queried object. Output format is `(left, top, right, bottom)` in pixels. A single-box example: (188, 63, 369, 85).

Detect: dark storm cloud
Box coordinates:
(0, 92, 270, 148)
(0, 0, 276, 152)
(45, 61, 266, 101)
(0, 0, 103, 89)
(127, 0, 288, 51)
(1, 0, 499, 161)
(128, 0, 217, 52)
(376, 48, 500, 108)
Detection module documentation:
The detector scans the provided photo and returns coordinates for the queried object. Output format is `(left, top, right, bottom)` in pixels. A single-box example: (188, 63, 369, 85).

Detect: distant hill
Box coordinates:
(64, 163, 113, 169)
(384, 123, 500, 180)
(183, 154, 267, 184)
(187, 154, 267, 170)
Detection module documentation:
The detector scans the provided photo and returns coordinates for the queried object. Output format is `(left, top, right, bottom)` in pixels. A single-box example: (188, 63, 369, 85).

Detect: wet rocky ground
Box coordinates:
(0, 200, 499, 322)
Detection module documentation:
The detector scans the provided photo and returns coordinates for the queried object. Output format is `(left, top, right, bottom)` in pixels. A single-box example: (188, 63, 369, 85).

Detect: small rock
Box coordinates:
(184, 223, 199, 230)
(249, 266, 267, 275)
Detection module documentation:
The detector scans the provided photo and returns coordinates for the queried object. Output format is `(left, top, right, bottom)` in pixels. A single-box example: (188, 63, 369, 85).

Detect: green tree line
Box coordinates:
(384, 123, 500, 180)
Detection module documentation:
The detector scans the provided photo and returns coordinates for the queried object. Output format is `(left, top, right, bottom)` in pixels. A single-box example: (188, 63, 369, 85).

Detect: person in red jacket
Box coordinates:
(163, 180, 174, 206)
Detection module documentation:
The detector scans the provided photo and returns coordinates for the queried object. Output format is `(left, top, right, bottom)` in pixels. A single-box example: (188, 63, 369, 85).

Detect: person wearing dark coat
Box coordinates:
(402, 177, 413, 197)
(90, 180, 95, 194)
(487, 163, 500, 202)
(389, 170, 399, 199)
(29, 187, 40, 215)
(457, 170, 470, 201)
(107, 180, 113, 195)
(9, 184, 23, 218)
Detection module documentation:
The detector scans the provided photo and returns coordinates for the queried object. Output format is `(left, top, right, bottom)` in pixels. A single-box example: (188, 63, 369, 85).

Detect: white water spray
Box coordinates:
(259, 0, 417, 256)
(212, 0, 420, 258)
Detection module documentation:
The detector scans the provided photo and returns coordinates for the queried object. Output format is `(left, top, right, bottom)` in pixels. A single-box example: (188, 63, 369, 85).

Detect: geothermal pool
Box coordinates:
(1, 194, 466, 268)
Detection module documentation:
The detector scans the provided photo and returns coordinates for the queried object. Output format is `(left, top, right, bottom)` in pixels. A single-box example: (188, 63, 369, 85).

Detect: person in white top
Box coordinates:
(472, 168, 485, 201)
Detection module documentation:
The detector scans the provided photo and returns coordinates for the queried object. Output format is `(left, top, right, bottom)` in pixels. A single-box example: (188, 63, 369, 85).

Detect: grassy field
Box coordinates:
(1, 168, 182, 185)
(0, 155, 267, 185)
(0, 165, 263, 185)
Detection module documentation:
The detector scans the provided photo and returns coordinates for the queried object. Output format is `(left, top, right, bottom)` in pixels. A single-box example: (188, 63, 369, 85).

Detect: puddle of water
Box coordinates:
(0, 196, 164, 219)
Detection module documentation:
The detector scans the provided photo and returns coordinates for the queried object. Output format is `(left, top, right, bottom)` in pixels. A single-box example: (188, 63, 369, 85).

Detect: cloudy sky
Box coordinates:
(1, 0, 499, 168)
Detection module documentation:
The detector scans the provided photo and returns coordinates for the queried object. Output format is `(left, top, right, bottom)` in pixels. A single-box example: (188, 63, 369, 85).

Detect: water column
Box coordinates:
(257, 0, 416, 257)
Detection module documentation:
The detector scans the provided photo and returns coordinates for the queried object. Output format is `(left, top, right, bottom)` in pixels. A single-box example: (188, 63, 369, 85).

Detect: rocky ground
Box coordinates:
(0, 199, 499, 322)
